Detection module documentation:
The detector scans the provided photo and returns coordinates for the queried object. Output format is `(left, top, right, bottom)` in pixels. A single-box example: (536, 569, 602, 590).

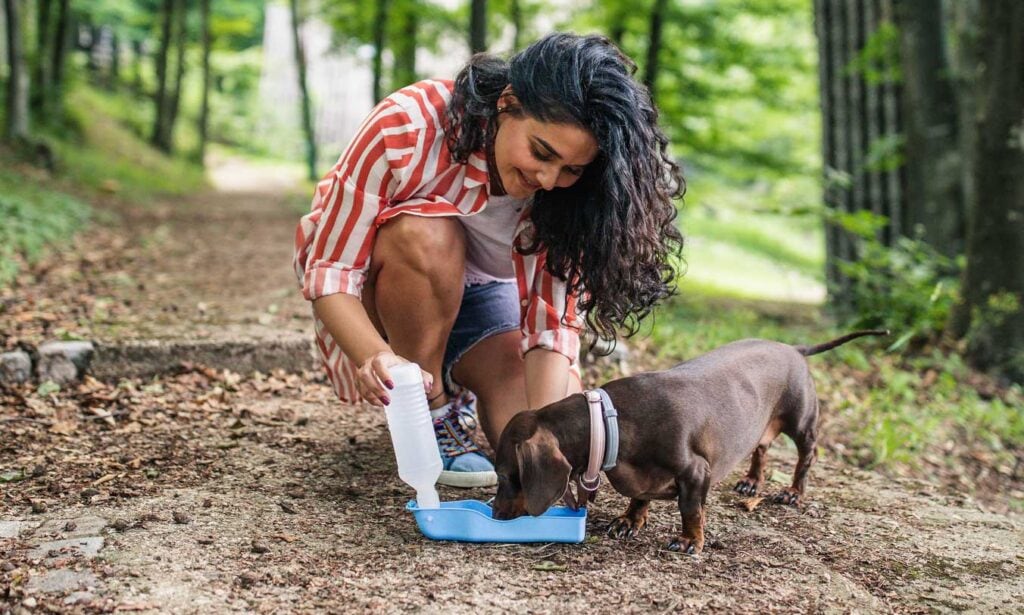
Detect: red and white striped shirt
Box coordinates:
(293, 79, 583, 403)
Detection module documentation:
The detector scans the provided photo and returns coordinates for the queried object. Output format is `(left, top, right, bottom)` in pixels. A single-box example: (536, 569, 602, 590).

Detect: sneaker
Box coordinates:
(432, 391, 497, 488)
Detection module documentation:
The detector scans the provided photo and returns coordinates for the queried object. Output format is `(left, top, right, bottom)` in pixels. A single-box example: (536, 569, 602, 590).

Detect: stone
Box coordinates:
(26, 569, 98, 594)
(28, 536, 104, 560)
(0, 350, 32, 385)
(35, 516, 107, 538)
(0, 520, 27, 538)
(36, 341, 95, 384)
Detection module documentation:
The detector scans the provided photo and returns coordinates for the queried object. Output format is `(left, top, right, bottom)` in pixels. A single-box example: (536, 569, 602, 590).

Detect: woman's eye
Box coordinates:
(566, 167, 584, 177)
(530, 147, 552, 162)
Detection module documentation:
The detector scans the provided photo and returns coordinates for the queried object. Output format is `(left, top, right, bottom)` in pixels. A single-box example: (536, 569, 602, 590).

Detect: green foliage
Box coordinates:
(831, 210, 961, 351)
(0, 165, 91, 286)
(43, 86, 205, 199)
(845, 21, 902, 85)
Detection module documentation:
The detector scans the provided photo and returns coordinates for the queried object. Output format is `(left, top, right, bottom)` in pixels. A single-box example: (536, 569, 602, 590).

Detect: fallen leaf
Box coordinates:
(532, 561, 567, 572)
(739, 497, 764, 512)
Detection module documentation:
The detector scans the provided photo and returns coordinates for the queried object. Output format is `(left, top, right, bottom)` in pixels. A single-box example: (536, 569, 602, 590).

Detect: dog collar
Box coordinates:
(580, 388, 619, 491)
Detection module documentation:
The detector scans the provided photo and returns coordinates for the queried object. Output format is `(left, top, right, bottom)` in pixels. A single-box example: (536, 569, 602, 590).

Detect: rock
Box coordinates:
(25, 569, 98, 594)
(35, 516, 107, 538)
(0, 520, 27, 538)
(0, 350, 32, 385)
(28, 536, 104, 561)
(36, 341, 95, 384)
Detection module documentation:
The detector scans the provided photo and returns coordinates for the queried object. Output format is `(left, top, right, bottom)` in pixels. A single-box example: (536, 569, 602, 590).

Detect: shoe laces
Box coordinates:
(434, 390, 481, 458)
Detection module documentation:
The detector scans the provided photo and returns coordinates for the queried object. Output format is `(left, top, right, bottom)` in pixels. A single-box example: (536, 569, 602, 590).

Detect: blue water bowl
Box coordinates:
(406, 499, 587, 544)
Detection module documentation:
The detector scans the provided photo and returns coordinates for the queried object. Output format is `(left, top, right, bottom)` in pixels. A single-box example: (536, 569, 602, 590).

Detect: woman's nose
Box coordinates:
(537, 165, 558, 190)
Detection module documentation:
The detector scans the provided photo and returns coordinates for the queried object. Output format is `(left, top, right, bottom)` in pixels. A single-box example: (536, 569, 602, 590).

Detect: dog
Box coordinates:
(491, 330, 887, 554)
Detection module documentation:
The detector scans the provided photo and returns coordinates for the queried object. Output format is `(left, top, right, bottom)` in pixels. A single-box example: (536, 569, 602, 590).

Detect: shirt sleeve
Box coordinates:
(293, 99, 429, 301)
(513, 215, 585, 363)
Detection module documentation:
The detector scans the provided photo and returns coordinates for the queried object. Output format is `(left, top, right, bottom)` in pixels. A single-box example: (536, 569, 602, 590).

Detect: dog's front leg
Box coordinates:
(607, 498, 649, 539)
(667, 465, 710, 555)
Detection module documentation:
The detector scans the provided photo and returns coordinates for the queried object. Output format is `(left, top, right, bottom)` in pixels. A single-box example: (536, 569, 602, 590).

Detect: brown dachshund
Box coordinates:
(491, 330, 887, 554)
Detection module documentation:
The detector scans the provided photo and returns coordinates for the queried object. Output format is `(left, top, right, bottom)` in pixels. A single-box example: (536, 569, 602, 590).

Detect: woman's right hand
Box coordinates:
(356, 351, 435, 407)
(356, 351, 403, 407)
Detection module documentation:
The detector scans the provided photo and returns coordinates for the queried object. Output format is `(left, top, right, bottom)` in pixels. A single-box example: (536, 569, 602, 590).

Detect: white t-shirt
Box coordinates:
(460, 195, 528, 285)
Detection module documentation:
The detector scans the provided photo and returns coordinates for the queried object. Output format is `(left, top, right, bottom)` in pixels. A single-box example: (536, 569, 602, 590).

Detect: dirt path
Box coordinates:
(3, 368, 1022, 613)
(3, 158, 1023, 612)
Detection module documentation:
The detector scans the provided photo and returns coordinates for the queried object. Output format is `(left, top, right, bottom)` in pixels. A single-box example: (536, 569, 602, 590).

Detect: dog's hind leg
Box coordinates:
(773, 395, 819, 506)
(734, 417, 783, 496)
(608, 498, 650, 539)
(667, 460, 711, 555)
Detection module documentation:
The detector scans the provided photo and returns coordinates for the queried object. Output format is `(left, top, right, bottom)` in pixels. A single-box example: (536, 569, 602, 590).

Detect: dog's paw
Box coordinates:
(733, 477, 760, 496)
(607, 515, 646, 539)
(772, 488, 802, 506)
(665, 536, 702, 555)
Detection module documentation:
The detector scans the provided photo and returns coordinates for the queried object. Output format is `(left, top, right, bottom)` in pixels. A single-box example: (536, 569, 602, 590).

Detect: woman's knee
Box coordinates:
(375, 215, 465, 276)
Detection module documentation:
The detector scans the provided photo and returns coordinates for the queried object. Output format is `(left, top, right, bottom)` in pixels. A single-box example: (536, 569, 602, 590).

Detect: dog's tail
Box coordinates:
(795, 329, 890, 357)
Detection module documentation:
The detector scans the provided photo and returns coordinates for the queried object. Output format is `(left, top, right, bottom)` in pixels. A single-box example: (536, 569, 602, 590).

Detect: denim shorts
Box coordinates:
(442, 281, 520, 395)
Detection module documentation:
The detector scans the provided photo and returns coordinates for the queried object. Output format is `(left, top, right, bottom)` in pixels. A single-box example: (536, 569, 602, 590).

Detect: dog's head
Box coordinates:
(491, 411, 572, 520)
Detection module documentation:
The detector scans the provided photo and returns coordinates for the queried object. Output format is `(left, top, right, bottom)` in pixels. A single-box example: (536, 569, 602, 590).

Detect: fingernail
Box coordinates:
(382, 397, 391, 405)
(385, 380, 394, 390)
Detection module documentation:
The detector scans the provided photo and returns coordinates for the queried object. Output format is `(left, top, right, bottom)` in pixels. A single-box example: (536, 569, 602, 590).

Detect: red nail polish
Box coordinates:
(385, 380, 394, 390)
(382, 397, 391, 405)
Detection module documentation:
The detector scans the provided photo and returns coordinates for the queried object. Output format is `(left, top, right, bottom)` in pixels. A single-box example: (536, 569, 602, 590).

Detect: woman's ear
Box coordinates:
(498, 85, 520, 113)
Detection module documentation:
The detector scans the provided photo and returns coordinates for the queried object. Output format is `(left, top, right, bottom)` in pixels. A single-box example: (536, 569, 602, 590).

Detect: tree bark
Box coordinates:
(32, 0, 52, 113)
(290, 0, 317, 181)
(950, 1, 1024, 383)
(393, 4, 417, 88)
(50, 0, 69, 103)
(895, 0, 964, 256)
(152, 0, 174, 149)
(644, 0, 667, 102)
(469, 0, 486, 54)
(163, 0, 188, 151)
(814, 0, 904, 314)
(510, 0, 522, 52)
(371, 0, 389, 104)
(3, 0, 29, 139)
(197, 0, 211, 165)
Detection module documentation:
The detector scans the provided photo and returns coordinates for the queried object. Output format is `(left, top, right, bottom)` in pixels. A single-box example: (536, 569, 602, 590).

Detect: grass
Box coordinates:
(0, 83, 206, 286)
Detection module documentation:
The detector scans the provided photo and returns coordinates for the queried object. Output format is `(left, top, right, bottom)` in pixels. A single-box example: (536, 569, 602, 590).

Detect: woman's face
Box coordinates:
(492, 105, 599, 199)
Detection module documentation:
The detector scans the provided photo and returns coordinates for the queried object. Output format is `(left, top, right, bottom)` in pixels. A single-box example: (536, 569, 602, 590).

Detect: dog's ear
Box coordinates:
(516, 429, 572, 517)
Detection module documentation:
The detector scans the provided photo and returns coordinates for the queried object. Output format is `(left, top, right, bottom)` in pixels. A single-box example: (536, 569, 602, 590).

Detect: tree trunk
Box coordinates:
(50, 0, 69, 104)
(469, 0, 486, 54)
(393, 5, 417, 88)
(645, 0, 667, 102)
(32, 0, 51, 114)
(3, 0, 29, 139)
(950, 1, 1024, 383)
(197, 0, 211, 165)
(814, 0, 904, 314)
(895, 0, 964, 256)
(162, 0, 188, 151)
(371, 0, 389, 104)
(289, 0, 317, 181)
(949, 0, 980, 237)
(110, 31, 120, 87)
(132, 38, 145, 94)
(152, 0, 174, 149)
(510, 0, 522, 52)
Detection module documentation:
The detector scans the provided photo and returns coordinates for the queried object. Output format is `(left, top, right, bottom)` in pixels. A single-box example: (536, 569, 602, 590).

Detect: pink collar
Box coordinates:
(579, 390, 606, 492)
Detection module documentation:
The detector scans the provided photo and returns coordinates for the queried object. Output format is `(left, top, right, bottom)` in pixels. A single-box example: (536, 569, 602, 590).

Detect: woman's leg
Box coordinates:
(363, 215, 466, 406)
(451, 330, 528, 447)
(452, 331, 583, 448)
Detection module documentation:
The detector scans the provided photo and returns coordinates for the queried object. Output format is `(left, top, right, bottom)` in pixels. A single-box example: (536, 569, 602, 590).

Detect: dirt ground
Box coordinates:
(3, 157, 1023, 613)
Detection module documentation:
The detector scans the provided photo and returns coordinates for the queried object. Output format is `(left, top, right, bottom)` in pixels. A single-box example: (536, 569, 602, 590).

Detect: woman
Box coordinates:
(294, 33, 683, 488)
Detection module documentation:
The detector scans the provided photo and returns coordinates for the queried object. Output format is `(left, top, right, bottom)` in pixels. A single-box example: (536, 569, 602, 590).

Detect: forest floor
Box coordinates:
(2, 156, 1022, 613)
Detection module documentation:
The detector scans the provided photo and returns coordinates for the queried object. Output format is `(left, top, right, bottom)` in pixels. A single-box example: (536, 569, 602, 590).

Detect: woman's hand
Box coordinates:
(356, 351, 434, 407)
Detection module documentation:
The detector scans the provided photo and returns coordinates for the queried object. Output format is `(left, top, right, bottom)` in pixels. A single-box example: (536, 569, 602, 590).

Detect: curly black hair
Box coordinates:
(445, 33, 685, 348)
